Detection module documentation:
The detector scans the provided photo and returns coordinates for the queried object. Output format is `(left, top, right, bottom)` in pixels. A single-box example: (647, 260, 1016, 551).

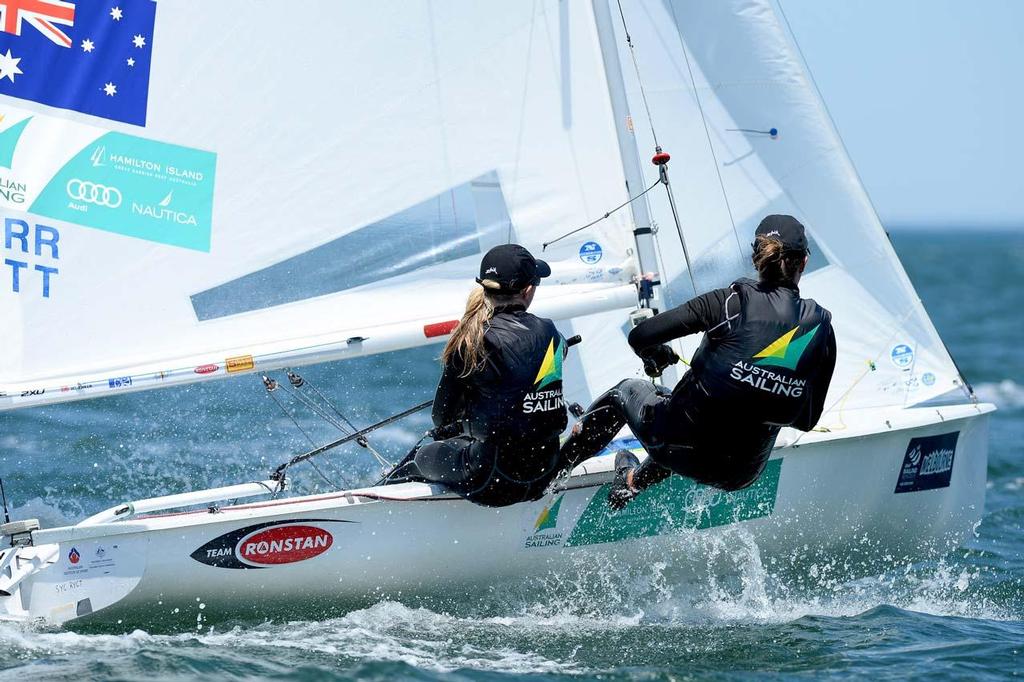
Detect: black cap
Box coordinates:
(476, 244, 551, 293)
(754, 214, 808, 253)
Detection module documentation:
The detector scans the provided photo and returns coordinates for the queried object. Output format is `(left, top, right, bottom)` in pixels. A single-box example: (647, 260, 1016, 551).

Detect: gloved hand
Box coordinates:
(639, 344, 679, 378)
(427, 421, 463, 441)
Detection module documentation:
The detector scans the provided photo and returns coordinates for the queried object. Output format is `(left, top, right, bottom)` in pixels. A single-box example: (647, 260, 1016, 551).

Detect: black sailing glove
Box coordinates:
(427, 422, 463, 441)
(639, 344, 679, 378)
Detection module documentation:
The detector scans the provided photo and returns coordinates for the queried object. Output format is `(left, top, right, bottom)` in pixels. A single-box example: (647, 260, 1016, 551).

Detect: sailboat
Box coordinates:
(0, 0, 992, 629)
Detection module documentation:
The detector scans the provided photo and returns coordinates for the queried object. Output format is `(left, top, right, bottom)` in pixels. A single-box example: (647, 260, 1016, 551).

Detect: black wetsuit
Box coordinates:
(561, 278, 837, 491)
(389, 304, 568, 506)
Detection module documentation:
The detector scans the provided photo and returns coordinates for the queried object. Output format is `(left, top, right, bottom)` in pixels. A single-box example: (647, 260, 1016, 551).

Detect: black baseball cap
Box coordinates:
(753, 214, 808, 253)
(476, 244, 551, 293)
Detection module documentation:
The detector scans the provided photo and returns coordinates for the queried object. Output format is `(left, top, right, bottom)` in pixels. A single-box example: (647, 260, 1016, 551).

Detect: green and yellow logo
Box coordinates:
(752, 324, 820, 371)
(534, 494, 564, 532)
(533, 337, 564, 389)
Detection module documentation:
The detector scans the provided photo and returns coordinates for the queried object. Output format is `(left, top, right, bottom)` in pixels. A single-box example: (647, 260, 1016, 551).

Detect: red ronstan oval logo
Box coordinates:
(236, 525, 333, 566)
(194, 364, 218, 375)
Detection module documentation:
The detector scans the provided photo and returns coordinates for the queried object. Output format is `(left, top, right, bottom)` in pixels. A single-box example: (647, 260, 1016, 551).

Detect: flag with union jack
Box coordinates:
(0, 0, 156, 125)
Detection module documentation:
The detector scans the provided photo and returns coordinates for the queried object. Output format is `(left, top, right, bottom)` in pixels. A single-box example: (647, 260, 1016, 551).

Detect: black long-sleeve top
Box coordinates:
(627, 281, 837, 432)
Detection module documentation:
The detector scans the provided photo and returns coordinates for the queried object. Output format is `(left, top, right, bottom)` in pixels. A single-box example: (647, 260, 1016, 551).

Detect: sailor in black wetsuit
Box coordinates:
(560, 215, 837, 509)
(385, 244, 568, 507)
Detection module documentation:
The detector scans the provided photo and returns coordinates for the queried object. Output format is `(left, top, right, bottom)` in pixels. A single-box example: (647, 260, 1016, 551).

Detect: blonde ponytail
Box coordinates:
(442, 280, 510, 376)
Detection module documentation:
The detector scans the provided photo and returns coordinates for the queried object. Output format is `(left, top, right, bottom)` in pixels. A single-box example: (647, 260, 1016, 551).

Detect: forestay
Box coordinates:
(580, 0, 969, 415)
(0, 1, 640, 409)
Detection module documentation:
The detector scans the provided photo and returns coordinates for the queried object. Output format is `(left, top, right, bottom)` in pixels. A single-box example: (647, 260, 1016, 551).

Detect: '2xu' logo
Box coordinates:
(190, 520, 350, 569)
(895, 431, 959, 494)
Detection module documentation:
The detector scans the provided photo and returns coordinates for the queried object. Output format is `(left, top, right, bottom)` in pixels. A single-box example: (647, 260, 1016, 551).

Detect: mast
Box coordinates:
(591, 0, 669, 310)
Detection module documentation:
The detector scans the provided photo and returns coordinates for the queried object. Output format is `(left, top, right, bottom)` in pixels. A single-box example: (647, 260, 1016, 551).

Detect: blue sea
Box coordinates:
(1, 229, 1022, 680)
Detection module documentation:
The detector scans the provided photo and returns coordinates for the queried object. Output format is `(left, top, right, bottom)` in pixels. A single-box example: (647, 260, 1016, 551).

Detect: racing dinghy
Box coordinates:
(0, 0, 992, 629)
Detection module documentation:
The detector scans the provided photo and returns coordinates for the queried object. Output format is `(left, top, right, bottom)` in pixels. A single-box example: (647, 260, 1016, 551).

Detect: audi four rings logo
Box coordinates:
(66, 179, 122, 208)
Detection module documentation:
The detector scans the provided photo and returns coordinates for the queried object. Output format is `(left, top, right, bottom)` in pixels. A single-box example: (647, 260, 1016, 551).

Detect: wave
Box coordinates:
(974, 380, 1024, 411)
(0, 525, 1019, 678)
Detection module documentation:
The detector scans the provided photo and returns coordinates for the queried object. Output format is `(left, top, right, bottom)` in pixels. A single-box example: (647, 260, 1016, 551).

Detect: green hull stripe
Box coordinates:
(564, 458, 783, 547)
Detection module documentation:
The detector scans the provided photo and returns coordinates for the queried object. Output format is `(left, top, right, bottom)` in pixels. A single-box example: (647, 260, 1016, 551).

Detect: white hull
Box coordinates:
(0, 403, 992, 631)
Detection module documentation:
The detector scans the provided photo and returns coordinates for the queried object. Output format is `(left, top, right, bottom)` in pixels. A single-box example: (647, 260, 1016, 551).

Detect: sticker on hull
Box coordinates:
(191, 519, 351, 569)
(895, 431, 959, 493)
(564, 458, 783, 547)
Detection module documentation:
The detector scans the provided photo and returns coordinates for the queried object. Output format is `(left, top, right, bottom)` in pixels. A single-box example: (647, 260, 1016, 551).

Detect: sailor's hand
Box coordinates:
(641, 344, 679, 377)
(428, 422, 462, 441)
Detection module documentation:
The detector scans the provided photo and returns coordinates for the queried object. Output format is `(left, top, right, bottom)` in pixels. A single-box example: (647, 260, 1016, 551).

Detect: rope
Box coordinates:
(542, 179, 659, 250)
(789, 304, 919, 448)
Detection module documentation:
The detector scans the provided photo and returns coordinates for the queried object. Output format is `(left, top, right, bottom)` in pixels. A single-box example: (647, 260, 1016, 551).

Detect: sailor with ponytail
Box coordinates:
(561, 215, 837, 510)
(384, 244, 570, 507)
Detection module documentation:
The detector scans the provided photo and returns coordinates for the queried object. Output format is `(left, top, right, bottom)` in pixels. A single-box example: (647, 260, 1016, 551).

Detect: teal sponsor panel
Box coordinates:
(31, 132, 216, 252)
(565, 458, 782, 547)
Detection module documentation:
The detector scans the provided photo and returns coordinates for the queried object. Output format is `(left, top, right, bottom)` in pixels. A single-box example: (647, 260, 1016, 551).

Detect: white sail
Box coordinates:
(596, 0, 968, 413)
(0, 2, 644, 409)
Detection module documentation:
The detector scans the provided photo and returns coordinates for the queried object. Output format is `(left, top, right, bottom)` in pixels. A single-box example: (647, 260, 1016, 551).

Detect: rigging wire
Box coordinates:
(279, 382, 353, 435)
(271, 400, 434, 481)
(301, 378, 361, 433)
(262, 376, 353, 489)
(615, 0, 659, 149)
(282, 371, 393, 468)
(264, 387, 342, 489)
(610, 1, 700, 296)
(542, 178, 659, 250)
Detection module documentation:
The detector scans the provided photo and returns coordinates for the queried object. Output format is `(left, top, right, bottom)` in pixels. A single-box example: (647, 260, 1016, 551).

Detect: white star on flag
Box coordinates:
(103, 82, 117, 96)
(132, 34, 146, 48)
(81, 38, 95, 52)
(110, 6, 123, 21)
(0, 49, 22, 83)
(126, 57, 135, 67)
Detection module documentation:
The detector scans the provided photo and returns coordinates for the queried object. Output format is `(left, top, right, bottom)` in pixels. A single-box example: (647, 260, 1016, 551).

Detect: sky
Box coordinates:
(780, 0, 1024, 229)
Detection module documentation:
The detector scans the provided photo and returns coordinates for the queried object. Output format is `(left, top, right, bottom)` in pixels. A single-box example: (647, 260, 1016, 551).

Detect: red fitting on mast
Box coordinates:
(651, 148, 671, 166)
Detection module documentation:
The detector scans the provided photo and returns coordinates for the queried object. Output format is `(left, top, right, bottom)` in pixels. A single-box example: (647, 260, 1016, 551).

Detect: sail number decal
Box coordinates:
(191, 519, 352, 569)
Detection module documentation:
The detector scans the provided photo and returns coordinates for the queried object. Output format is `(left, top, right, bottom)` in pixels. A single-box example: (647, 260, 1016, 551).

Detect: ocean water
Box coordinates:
(0, 229, 1022, 680)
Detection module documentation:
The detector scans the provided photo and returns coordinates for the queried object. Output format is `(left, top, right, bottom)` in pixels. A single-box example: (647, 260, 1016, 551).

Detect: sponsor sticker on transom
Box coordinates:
(895, 431, 959, 494)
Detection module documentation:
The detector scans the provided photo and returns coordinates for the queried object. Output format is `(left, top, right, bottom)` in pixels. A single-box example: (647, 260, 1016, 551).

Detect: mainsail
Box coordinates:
(0, 1, 641, 409)
(0, 0, 969, 419)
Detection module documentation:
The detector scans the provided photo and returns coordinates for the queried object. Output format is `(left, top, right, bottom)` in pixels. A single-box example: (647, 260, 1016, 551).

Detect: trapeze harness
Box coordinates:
(389, 305, 569, 507)
(560, 278, 836, 492)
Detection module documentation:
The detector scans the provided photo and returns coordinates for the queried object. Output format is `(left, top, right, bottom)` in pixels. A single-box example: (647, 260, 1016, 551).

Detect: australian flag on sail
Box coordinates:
(0, 0, 156, 125)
